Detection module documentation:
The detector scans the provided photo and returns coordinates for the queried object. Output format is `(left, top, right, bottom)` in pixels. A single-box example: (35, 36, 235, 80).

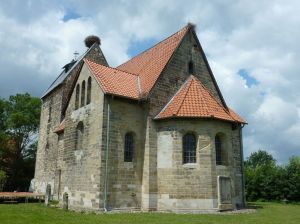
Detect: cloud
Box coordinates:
(0, 0, 299, 162)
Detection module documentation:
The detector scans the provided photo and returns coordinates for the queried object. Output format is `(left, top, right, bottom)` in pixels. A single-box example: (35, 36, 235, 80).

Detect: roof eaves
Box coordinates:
(154, 115, 242, 124)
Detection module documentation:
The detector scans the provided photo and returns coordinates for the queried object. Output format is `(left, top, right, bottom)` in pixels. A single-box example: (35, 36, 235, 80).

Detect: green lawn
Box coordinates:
(0, 202, 299, 224)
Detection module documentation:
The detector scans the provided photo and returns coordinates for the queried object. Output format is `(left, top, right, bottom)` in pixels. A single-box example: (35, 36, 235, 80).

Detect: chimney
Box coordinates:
(84, 35, 101, 48)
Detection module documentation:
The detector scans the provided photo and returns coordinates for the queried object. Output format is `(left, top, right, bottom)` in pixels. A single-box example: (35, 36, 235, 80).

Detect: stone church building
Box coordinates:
(34, 23, 246, 212)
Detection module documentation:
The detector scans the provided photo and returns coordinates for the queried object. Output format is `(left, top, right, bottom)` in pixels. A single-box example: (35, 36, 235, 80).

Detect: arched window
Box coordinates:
(188, 61, 194, 74)
(81, 80, 86, 107)
(76, 122, 84, 150)
(124, 133, 134, 162)
(87, 77, 92, 104)
(215, 135, 222, 165)
(75, 84, 80, 109)
(183, 133, 196, 164)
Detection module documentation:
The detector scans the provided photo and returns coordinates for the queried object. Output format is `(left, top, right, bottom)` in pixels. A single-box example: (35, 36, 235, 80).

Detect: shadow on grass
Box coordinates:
(246, 202, 264, 209)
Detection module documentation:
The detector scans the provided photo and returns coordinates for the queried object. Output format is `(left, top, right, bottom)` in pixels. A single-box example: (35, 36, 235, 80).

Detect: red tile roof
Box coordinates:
(54, 119, 65, 133)
(81, 24, 245, 124)
(117, 24, 191, 96)
(155, 75, 246, 123)
(84, 59, 140, 100)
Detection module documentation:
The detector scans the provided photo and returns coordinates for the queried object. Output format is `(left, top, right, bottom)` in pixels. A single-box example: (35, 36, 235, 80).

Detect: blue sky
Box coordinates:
(0, 0, 299, 163)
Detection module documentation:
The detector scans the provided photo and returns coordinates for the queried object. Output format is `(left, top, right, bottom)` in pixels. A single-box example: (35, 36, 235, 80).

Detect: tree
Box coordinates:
(244, 150, 278, 201)
(284, 156, 300, 201)
(244, 150, 300, 202)
(0, 93, 41, 191)
(244, 150, 276, 169)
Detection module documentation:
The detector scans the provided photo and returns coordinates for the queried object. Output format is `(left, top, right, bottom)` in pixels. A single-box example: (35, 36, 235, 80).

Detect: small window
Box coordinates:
(183, 133, 196, 164)
(75, 84, 80, 109)
(188, 61, 194, 74)
(76, 122, 84, 150)
(124, 133, 134, 162)
(81, 81, 86, 107)
(215, 135, 222, 165)
(48, 102, 52, 123)
(87, 77, 92, 104)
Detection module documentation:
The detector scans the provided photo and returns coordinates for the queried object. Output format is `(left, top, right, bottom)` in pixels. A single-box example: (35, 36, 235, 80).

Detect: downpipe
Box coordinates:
(103, 98, 110, 212)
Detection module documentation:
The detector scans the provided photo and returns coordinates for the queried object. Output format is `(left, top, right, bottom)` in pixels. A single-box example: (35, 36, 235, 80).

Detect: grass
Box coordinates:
(0, 202, 299, 224)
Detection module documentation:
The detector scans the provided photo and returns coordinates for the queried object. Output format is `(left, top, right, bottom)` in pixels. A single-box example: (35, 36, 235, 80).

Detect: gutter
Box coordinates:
(239, 123, 246, 208)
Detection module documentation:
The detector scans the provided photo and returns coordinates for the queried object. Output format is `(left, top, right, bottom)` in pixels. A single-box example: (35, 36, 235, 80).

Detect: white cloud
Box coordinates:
(0, 0, 299, 162)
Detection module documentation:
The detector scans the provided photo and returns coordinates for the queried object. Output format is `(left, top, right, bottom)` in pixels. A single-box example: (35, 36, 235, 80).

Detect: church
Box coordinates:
(34, 23, 247, 212)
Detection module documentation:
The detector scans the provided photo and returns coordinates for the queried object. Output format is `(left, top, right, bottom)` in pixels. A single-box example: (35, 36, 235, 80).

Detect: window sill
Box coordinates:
(216, 164, 228, 169)
(182, 163, 197, 169)
(124, 162, 134, 169)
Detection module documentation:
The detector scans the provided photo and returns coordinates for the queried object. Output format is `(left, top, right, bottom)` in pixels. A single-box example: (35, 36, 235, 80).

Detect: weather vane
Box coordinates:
(74, 51, 79, 60)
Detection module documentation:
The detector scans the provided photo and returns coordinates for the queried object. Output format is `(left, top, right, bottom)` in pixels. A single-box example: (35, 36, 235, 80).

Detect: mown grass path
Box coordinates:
(0, 202, 299, 224)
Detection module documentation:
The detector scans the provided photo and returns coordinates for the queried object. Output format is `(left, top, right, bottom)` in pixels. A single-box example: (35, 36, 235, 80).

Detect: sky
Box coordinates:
(0, 0, 299, 163)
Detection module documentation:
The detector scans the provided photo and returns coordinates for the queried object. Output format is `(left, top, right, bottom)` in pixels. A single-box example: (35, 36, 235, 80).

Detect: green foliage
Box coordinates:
(244, 150, 276, 169)
(0, 93, 41, 191)
(245, 150, 300, 202)
(0, 169, 7, 191)
(284, 156, 300, 201)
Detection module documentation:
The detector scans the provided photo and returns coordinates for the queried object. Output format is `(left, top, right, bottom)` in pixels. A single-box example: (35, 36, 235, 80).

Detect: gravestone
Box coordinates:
(45, 184, 51, 206)
(218, 176, 233, 210)
(63, 192, 69, 210)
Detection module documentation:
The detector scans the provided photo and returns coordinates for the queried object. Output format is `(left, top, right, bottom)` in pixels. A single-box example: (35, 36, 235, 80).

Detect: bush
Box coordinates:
(245, 151, 300, 202)
(0, 170, 7, 191)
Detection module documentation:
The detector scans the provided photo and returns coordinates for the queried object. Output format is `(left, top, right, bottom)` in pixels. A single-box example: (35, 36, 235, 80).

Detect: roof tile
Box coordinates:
(84, 59, 140, 100)
(155, 75, 246, 123)
(117, 25, 190, 96)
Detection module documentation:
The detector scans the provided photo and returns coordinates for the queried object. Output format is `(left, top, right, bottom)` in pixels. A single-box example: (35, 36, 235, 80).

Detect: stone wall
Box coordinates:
(61, 63, 105, 210)
(34, 44, 107, 201)
(34, 87, 63, 194)
(155, 119, 243, 211)
(100, 97, 147, 209)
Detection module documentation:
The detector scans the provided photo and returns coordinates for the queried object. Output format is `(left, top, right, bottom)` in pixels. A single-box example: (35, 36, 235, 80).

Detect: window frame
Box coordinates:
(76, 122, 84, 151)
(215, 134, 223, 166)
(86, 77, 92, 104)
(124, 132, 134, 162)
(182, 133, 197, 164)
(75, 84, 80, 109)
(188, 61, 194, 74)
(81, 80, 86, 107)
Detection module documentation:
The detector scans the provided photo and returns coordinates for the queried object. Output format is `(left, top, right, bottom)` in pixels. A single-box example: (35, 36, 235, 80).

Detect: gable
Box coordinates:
(42, 43, 108, 99)
(147, 26, 227, 117)
(65, 62, 105, 115)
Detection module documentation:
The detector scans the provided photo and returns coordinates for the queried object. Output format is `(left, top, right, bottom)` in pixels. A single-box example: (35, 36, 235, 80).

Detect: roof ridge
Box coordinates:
(194, 76, 234, 120)
(175, 76, 194, 115)
(84, 58, 139, 77)
(155, 75, 192, 118)
(191, 76, 210, 116)
(117, 24, 191, 68)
